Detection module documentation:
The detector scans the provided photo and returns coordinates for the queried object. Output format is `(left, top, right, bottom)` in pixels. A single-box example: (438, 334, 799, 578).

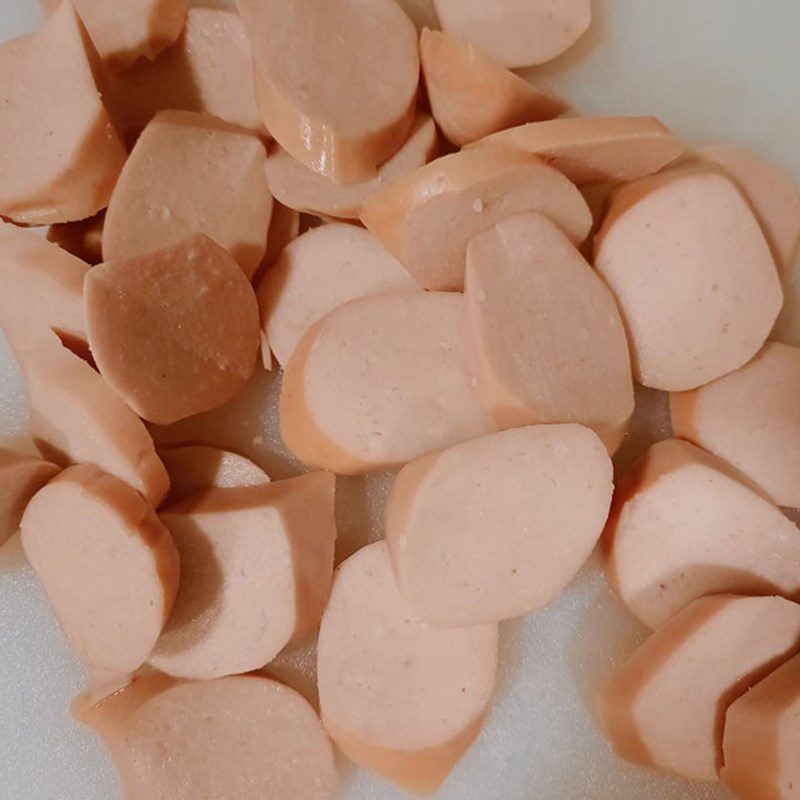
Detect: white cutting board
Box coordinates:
(1, 1, 798, 798)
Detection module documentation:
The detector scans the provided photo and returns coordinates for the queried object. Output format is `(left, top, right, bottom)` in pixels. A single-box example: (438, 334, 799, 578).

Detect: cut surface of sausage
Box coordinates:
(0, 448, 59, 547)
(47, 212, 105, 266)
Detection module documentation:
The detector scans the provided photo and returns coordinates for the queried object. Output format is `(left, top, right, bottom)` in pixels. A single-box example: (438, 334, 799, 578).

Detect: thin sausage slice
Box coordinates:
(598, 594, 800, 782)
(237, 0, 419, 184)
(258, 224, 420, 369)
(264, 202, 300, 267)
(20, 464, 179, 673)
(361, 148, 592, 290)
(0, 448, 59, 547)
(594, 167, 783, 391)
(465, 213, 634, 451)
(386, 424, 612, 626)
(47, 212, 105, 266)
(280, 292, 496, 474)
(85, 234, 260, 426)
(103, 110, 272, 278)
(604, 438, 800, 629)
(318, 541, 497, 794)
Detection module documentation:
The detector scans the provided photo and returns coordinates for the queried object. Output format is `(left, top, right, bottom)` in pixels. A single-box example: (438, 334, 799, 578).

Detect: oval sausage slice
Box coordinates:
(318, 541, 497, 794)
(0, 448, 59, 547)
(465, 213, 634, 451)
(47, 212, 105, 266)
(604, 438, 800, 629)
(280, 292, 496, 474)
(20, 464, 179, 674)
(386, 424, 612, 626)
(361, 148, 592, 290)
(258, 224, 419, 369)
(598, 594, 800, 782)
(85, 234, 260, 426)
(594, 167, 783, 391)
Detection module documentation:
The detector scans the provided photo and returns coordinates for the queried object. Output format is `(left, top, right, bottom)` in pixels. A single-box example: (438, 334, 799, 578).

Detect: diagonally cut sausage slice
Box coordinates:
(0, 448, 59, 547)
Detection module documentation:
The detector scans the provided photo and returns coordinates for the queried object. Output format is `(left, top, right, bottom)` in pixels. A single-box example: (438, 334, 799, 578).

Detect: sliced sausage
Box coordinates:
(85, 234, 260, 426)
(0, 448, 59, 547)
(318, 541, 497, 794)
(46, 212, 105, 266)
(361, 148, 592, 290)
(594, 166, 783, 391)
(20, 464, 179, 673)
(604, 438, 800, 629)
(280, 292, 496, 474)
(465, 213, 634, 451)
(264, 202, 300, 266)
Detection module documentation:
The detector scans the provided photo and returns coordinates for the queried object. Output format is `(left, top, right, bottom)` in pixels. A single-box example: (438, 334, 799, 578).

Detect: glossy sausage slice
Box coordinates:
(103, 110, 272, 279)
(47, 212, 105, 266)
(0, 448, 59, 547)
(318, 541, 497, 794)
(361, 148, 592, 290)
(237, 0, 419, 184)
(258, 224, 419, 368)
(594, 167, 782, 391)
(20, 464, 179, 673)
(465, 213, 634, 451)
(280, 292, 496, 474)
(598, 594, 800, 781)
(604, 438, 800, 629)
(85, 234, 260, 426)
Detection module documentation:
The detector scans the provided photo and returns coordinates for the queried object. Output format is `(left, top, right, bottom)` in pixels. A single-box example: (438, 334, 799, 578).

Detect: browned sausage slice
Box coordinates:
(0, 448, 59, 546)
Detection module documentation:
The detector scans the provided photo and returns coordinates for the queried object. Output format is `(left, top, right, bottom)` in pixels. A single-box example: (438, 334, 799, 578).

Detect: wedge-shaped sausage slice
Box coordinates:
(318, 541, 497, 794)
(258, 224, 420, 368)
(595, 167, 783, 391)
(0, 449, 59, 546)
(85, 234, 260, 426)
(47, 212, 104, 266)
(386, 424, 612, 626)
(103, 110, 271, 278)
(21, 464, 179, 673)
(281, 292, 496, 474)
(465, 213, 634, 451)
(237, 0, 419, 184)
(604, 438, 800, 629)
(361, 149, 591, 290)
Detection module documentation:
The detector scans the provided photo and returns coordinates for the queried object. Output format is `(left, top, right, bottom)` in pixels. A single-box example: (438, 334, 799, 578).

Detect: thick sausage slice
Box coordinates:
(258, 224, 419, 368)
(47, 212, 104, 266)
(237, 0, 419, 184)
(85, 234, 260, 426)
(280, 292, 496, 474)
(604, 438, 800, 629)
(318, 541, 497, 794)
(0, 449, 59, 547)
(20, 464, 179, 673)
(594, 167, 783, 391)
(598, 594, 800, 781)
(264, 202, 300, 267)
(103, 110, 272, 279)
(361, 148, 592, 290)
(386, 424, 612, 626)
(465, 213, 634, 451)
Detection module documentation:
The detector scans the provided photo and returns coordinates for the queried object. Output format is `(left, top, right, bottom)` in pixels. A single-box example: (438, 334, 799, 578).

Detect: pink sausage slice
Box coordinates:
(318, 541, 497, 794)
(103, 110, 272, 279)
(20, 464, 179, 673)
(598, 594, 800, 781)
(85, 234, 260, 426)
(280, 292, 496, 474)
(465, 213, 634, 451)
(594, 167, 783, 391)
(604, 438, 800, 629)
(47, 212, 105, 266)
(0, 448, 59, 547)
(264, 202, 300, 267)
(386, 424, 612, 626)
(671, 342, 800, 508)
(361, 148, 592, 290)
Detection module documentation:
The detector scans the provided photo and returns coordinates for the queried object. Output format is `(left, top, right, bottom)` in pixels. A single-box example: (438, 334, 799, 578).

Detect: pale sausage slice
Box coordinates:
(280, 292, 496, 474)
(264, 202, 300, 266)
(258, 224, 420, 368)
(433, 0, 591, 68)
(47, 212, 105, 266)
(0, 448, 59, 547)
(265, 114, 438, 221)
(103, 110, 272, 278)
(594, 167, 783, 391)
(237, 0, 419, 184)
(604, 438, 800, 629)
(598, 594, 800, 782)
(85, 234, 260, 426)
(386, 424, 612, 626)
(468, 116, 684, 185)
(20, 464, 179, 674)
(318, 541, 497, 794)
(0, 5, 126, 224)
(361, 148, 592, 290)
(671, 342, 800, 508)
(465, 213, 634, 451)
